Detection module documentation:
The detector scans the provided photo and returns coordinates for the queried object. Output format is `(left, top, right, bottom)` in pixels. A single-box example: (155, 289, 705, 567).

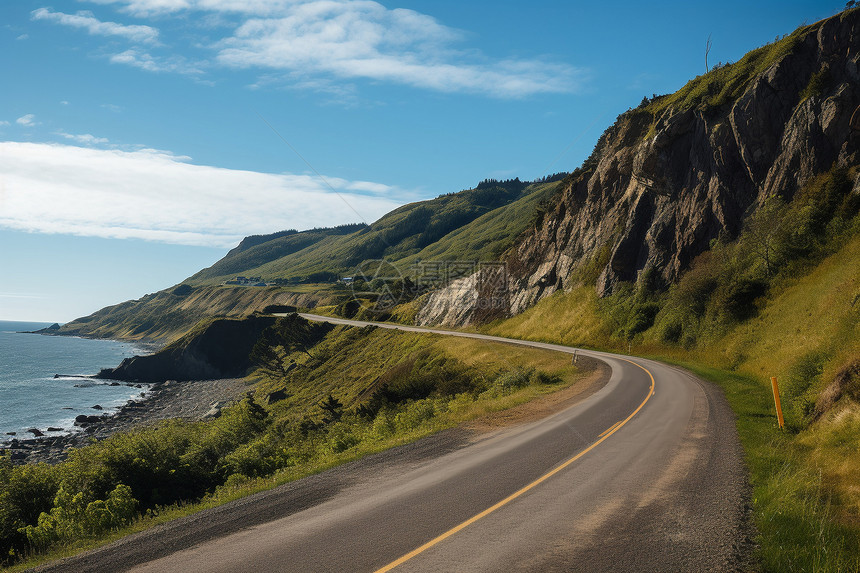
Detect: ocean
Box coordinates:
(0, 321, 148, 442)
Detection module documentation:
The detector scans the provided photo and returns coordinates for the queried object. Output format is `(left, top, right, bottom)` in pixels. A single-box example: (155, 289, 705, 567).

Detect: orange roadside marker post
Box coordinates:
(771, 376, 785, 430)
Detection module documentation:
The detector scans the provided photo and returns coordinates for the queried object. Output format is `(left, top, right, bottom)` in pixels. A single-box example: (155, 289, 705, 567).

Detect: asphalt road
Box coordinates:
(36, 314, 753, 573)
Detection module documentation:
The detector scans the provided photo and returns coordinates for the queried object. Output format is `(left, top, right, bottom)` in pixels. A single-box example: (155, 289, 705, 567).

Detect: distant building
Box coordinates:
(224, 276, 268, 286)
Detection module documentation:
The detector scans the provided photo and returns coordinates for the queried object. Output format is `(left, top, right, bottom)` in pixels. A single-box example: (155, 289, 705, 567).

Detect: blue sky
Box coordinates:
(0, 0, 842, 322)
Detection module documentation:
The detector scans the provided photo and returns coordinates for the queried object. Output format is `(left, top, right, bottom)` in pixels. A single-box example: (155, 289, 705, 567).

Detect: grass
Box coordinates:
(188, 179, 554, 287)
(56, 284, 343, 343)
(483, 286, 613, 349)
(719, 235, 860, 387)
(3, 326, 592, 570)
(673, 363, 860, 572)
(642, 21, 816, 115)
(480, 229, 860, 571)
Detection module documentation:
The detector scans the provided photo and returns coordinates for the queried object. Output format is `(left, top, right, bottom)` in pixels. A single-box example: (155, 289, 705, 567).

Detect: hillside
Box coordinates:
(187, 177, 559, 285)
(419, 8, 860, 324)
(15, 7, 860, 571)
(56, 177, 562, 342)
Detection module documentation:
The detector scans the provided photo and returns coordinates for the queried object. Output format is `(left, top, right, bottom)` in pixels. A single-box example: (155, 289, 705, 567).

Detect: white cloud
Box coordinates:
(0, 142, 403, 248)
(216, 2, 579, 97)
(110, 49, 204, 75)
(16, 34, 29, 40)
(345, 180, 393, 194)
(16, 114, 38, 126)
(0, 121, 9, 127)
(84, 0, 585, 98)
(56, 131, 110, 145)
(89, 0, 298, 17)
(31, 8, 159, 44)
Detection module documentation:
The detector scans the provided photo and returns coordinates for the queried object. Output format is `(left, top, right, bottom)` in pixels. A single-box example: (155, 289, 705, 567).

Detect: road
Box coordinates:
(36, 314, 753, 573)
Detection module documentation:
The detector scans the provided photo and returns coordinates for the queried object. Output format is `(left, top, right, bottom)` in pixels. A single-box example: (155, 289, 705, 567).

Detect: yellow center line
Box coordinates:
(598, 420, 623, 438)
(374, 357, 656, 573)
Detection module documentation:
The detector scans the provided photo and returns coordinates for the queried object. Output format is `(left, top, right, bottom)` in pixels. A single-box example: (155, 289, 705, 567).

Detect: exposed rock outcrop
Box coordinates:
(418, 10, 860, 326)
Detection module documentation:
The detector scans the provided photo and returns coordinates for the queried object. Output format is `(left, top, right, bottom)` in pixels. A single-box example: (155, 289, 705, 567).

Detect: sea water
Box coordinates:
(0, 321, 148, 442)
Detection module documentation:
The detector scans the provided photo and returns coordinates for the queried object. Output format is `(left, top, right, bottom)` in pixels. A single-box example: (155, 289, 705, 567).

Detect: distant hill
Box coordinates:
(57, 177, 562, 341)
(187, 177, 554, 286)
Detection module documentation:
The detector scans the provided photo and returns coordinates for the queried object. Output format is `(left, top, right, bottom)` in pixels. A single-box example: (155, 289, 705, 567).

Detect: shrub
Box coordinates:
(531, 370, 562, 385)
(394, 400, 438, 431)
(493, 368, 534, 392)
(325, 424, 361, 454)
(783, 351, 829, 429)
(0, 461, 58, 563)
(19, 483, 137, 551)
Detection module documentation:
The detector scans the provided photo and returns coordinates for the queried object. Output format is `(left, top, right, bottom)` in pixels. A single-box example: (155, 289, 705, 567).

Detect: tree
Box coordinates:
(705, 34, 713, 73)
(743, 197, 786, 278)
(319, 395, 344, 425)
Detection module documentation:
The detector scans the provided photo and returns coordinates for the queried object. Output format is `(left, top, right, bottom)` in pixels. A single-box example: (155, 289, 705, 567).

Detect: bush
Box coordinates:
(721, 278, 768, 322)
(325, 424, 361, 454)
(493, 368, 534, 392)
(783, 351, 829, 429)
(220, 435, 290, 478)
(0, 461, 58, 563)
(394, 400, 438, 431)
(19, 483, 137, 551)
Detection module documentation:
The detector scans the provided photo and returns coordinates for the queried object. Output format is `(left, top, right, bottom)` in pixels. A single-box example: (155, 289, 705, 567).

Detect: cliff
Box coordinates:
(96, 315, 277, 383)
(418, 9, 860, 326)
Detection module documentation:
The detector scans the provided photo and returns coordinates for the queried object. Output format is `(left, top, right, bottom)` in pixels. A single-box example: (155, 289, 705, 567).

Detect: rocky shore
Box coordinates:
(1, 378, 251, 465)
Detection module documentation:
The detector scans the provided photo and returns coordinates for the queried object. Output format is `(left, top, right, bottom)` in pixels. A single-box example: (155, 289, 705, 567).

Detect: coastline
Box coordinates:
(1, 378, 251, 465)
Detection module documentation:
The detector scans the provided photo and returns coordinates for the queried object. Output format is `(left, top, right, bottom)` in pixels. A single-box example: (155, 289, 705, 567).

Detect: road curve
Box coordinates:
(36, 314, 753, 573)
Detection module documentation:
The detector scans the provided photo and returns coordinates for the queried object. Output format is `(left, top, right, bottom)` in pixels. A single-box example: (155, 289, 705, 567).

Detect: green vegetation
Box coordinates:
(187, 178, 560, 287)
(484, 167, 860, 571)
(15, 9, 859, 569)
(642, 21, 816, 115)
(1, 320, 588, 568)
(678, 364, 860, 572)
(57, 178, 566, 343)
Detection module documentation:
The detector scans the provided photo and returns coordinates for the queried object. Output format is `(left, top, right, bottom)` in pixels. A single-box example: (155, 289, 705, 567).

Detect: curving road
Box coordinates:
(37, 314, 752, 573)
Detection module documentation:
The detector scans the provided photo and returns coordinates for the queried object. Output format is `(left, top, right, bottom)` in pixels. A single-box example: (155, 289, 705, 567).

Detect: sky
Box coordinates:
(0, 0, 843, 322)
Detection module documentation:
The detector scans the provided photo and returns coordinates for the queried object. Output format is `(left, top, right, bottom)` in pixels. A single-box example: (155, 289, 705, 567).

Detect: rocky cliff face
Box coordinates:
(418, 9, 860, 326)
(96, 316, 277, 383)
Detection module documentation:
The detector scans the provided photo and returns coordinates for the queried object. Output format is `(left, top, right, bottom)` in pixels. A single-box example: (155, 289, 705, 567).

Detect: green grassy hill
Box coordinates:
(188, 178, 559, 286)
(58, 177, 564, 342)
